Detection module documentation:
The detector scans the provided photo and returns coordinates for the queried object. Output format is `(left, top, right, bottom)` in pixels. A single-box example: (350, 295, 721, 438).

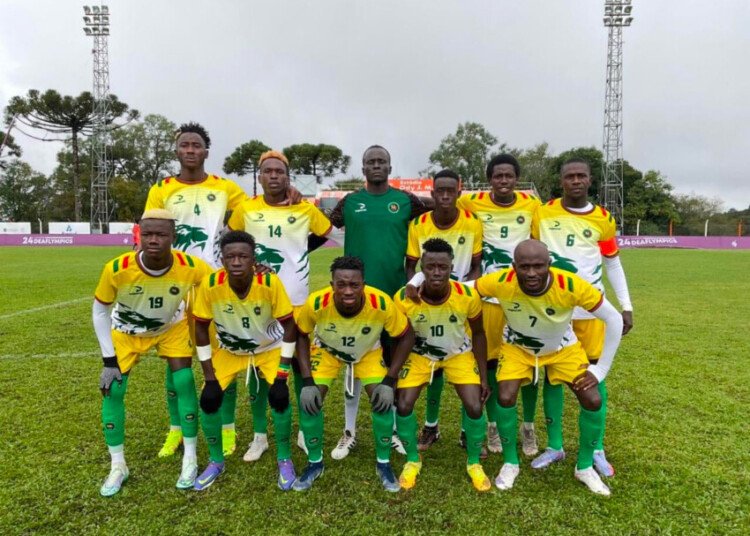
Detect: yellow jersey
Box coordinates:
(144, 175, 247, 268)
(193, 270, 294, 355)
(457, 191, 540, 274)
(296, 285, 409, 364)
(394, 281, 482, 361)
(475, 267, 603, 357)
(227, 196, 331, 306)
(94, 251, 211, 336)
(406, 210, 482, 281)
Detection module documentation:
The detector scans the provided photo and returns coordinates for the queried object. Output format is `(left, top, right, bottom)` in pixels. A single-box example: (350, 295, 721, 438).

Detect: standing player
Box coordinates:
(475, 239, 623, 495)
(395, 239, 491, 492)
(191, 231, 298, 491)
(93, 209, 211, 496)
(312, 145, 429, 460)
(530, 158, 633, 476)
(403, 169, 482, 453)
(227, 150, 332, 462)
(292, 256, 415, 492)
(144, 122, 247, 458)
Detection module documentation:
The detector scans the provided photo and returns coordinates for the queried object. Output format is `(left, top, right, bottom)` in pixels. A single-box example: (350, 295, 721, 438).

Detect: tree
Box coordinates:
(0, 131, 22, 170)
(283, 143, 351, 177)
(622, 170, 679, 234)
(110, 114, 177, 184)
(546, 147, 605, 201)
(109, 176, 149, 222)
(427, 122, 500, 188)
(48, 140, 93, 222)
(222, 140, 271, 196)
(332, 177, 365, 190)
(513, 143, 553, 199)
(0, 159, 52, 223)
(4, 89, 138, 221)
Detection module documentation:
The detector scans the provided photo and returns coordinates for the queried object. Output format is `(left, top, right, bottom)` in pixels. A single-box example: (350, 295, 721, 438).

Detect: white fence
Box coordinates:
(109, 222, 135, 234)
(48, 222, 91, 234)
(0, 222, 32, 233)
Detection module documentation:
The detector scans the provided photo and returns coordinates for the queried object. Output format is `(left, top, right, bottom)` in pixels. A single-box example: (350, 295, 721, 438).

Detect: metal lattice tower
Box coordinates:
(83, 5, 111, 233)
(602, 1, 633, 233)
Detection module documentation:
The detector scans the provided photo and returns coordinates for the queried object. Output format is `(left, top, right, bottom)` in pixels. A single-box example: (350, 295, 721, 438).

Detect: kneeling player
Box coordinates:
(192, 231, 298, 491)
(293, 256, 415, 492)
(93, 209, 211, 496)
(395, 238, 491, 491)
(475, 239, 623, 496)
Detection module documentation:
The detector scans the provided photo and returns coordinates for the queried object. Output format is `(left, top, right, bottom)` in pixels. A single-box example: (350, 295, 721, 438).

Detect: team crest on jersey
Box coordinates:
(169, 286, 180, 295)
(254, 306, 262, 315)
(516, 215, 525, 224)
(207, 193, 216, 202)
(583, 229, 593, 238)
(388, 202, 400, 214)
(361, 326, 371, 334)
(546, 308, 555, 316)
(287, 216, 296, 224)
(458, 236, 465, 245)
(449, 314, 458, 323)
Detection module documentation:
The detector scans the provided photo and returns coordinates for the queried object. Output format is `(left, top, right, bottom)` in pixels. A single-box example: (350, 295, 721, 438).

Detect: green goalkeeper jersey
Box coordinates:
(329, 187, 428, 296)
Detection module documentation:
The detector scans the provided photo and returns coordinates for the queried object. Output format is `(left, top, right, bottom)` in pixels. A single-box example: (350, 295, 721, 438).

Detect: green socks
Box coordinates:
(102, 374, 129, 447)
(171, 367, 199, 438)
(165, 364, 180, 427)
(497, 404, 519, 465)
(200, 406, 224, 463)
(578, 406, 603, 469)
(396, 412, 420, 463)
(424, 373, 445, 425)
(372, 409, 394, 463)
(543, 381, 564, 450)
(221, 380, 237, 427)
(596, 380, 608, 450)
(300, 409, 324, 463)
(521, 382, 539, 424)
(249, 373, 269, 434)
(462, 411, 487, 465)
(486, 365, 500, 425)
(272, 405, 292, 461)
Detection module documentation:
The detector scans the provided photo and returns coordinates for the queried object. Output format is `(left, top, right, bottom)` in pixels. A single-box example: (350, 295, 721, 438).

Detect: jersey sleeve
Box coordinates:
(226, 201, 246, 231)
(471, 217, 483, 256)
(328, 194, 349, 228)
(295, 299, 317, 335)
(597, 208, 619, 257)
(467, 293, 482, 320)
(143, 184, 164, 211)
(192, 276, 213, 322)
(384, 298, 409, 338)
(406, 191, 430, 220)
(271, 275, 294, 320)
(226, 179, 247, 211)
(475, 273, 499, 300)
(405, 221, 420, 260)
(392, 290, 407, 315)
(193, 257, 213, 283)
(309, 204, 333, 237)
(575, 277, 605, 312)
(93, 265, 117, 304)
(530, 207, 541, 239)
(456, 195, 471, 212)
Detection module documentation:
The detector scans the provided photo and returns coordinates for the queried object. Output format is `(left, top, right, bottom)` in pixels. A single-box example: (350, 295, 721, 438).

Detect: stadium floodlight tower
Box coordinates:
(83, 5, 111, 233)
(602, 0, 633, 234)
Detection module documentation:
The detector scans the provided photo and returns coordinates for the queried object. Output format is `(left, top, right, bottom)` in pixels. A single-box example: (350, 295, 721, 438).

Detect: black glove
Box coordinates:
(268, 378, 290, 412)
(371, 375, 396, 413)
(99, 356, 122, 396)
(300, 377, 323, 416)
(200, 380, 224, 414)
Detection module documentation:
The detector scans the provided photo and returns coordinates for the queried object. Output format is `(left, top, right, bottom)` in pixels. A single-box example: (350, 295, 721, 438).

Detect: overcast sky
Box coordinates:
(2, 0, 749, 209)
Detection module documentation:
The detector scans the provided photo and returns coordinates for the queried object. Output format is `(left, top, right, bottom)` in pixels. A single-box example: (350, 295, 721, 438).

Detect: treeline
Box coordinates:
(1, 90, 746, 235)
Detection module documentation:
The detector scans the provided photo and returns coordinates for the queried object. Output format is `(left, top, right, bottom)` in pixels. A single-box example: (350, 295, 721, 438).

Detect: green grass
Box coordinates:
(0, 247, 748, 535)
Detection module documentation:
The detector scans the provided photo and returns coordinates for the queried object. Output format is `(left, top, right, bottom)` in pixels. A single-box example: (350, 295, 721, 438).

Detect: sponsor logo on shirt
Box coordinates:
(415, 313, 427, 323)
(355, 203, 367, 213)
(252, 213, 265, 222)
(129, 285, 144, 295)
(324, 323, 337, 332)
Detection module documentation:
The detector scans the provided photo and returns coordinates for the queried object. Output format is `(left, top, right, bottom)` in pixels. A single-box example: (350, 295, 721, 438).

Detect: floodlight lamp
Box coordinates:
(624, 17, 633, 25)
(624, 6, 632, 15)
(83, 16, 91, 24)
(614, 6, 622, 14)
(84, 6, 91, 15)
(93, 14, 100, 23)
(603, 17, 610, 26)
(102, 6, 109, 14)
(84, 27, 92, 35)
(93, 6, 100, 14)
(102, 27, 109, 35)
(615, 17, 623, 25)
(102, 16, 109, 25)
(605, 6, 612, 15)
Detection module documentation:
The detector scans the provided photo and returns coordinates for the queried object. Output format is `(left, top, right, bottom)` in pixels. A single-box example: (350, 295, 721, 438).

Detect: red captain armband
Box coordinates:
(598, 237, 618, 257)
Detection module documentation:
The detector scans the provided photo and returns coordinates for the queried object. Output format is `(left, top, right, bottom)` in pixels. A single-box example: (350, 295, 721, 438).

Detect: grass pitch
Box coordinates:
(0, 246, 748, 535)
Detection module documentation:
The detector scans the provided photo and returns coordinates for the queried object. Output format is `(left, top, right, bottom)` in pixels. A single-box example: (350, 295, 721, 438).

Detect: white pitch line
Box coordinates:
(0, 297, 89, 321)
(0, 351, 94, 360)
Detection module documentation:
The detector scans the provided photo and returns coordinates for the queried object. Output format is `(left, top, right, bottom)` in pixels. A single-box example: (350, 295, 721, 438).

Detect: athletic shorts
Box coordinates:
(573, 319, 604, 360)
(397, 351, 480, 389)
(310, 345, 387, 387)
(498, 342, 589, 386)
(482, 301, 505, 362)
(212, 347, 280, 390)
(112, 320, 192, 374)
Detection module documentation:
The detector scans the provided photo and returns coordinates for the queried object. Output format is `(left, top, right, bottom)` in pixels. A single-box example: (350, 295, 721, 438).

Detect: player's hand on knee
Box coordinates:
(371, 376, 396, 413)
(200, 380, 224, 414)
(300, 378, 323, 415)
(480, 381, 491, 404)
(268, 378, 290, 412)
(572, 371, 599, 392)
(99, 357, 122, 397)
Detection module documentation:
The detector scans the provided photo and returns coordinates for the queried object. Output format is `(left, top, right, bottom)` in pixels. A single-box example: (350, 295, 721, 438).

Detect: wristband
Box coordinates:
(276, 362, 291, 380)
(302, 376, 315, 387)
(102, 356, 118, 368)
(381, 375, 397, 388)
(197, 345, 212, 362)
(280, 341, 296, 359)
